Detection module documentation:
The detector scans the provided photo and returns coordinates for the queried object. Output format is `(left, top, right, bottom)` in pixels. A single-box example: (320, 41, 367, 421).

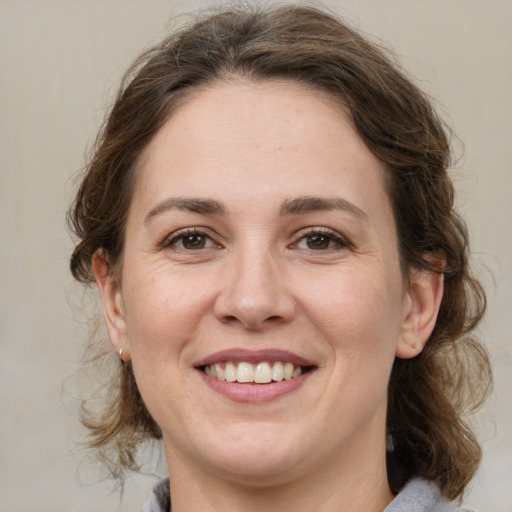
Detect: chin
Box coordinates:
(208, 451, 307, 486)
(182, 422, 311, 484)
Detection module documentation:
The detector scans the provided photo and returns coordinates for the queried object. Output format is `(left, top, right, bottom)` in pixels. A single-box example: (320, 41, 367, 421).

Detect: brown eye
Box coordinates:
(293, 229, 348, 252)
(164, 230, 217, 251)
(306, 234, 332, 250)
(181, 234, 207, 249)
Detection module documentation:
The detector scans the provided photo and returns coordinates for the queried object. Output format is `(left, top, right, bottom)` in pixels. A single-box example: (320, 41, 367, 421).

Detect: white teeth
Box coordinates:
(283, 362, 294, 380)
(254, 362, 272, 383)
(272, 362, 284, 381)
(236, 362, 254, 383)
(225, 362, 237, 382)
(214, 363, 225, 381)
(204, 361, 305, 383)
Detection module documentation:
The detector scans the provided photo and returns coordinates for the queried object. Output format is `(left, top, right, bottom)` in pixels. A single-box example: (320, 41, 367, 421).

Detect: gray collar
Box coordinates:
(384, 478, 466, 512)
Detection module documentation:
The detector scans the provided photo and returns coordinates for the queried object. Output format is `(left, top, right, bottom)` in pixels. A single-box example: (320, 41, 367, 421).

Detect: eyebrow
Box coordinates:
(144, 197, 226, 223)
(280, 196, 368, 221)
(144, 195, 368, 223)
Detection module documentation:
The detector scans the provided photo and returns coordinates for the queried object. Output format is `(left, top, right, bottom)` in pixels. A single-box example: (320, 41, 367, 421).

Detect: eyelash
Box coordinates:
(160, 228, 219, 251)
(291, 227, 351, 252)
(161, 227, 351, 253)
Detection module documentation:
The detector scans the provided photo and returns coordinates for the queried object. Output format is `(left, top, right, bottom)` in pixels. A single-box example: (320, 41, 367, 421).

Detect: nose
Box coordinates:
(213, 246, 296, 330)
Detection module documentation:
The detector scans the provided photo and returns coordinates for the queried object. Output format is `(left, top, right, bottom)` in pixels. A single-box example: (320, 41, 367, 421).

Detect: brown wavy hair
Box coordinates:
(68, 3, 492, 498)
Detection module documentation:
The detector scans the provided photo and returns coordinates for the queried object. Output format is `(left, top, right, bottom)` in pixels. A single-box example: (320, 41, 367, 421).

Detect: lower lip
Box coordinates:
(198, 370, 313, 403)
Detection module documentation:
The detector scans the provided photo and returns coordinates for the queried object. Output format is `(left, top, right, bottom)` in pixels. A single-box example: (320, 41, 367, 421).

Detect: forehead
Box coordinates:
(133, 79, 391, 220)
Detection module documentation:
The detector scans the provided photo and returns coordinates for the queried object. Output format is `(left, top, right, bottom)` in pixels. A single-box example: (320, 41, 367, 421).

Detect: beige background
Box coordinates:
(1, 0, 510, 511)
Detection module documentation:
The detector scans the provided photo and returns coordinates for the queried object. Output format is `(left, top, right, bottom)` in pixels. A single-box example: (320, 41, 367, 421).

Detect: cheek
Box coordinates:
(120, 272, 205, 424)
(121, 265, 213, 359)
(302, 267, 404, 360)
(293, 270, 403, 438)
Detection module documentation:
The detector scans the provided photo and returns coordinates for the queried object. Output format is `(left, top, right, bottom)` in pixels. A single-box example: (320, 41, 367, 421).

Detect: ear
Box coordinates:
(92, 250, 129, 363)
(396, 259, 445, 359)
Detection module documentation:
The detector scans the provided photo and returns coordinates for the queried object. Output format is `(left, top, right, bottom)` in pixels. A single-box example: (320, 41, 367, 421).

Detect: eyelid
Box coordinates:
(291, 227, 352, 250)
(159, 227, 222, 250)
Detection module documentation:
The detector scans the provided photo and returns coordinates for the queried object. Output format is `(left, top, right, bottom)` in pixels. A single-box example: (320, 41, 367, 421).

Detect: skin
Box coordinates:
(94, 80, 444, 512)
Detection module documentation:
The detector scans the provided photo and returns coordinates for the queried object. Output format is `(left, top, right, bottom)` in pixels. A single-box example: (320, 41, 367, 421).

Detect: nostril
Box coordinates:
(221, 314, 284, 327)
(220, 315, 245, 326)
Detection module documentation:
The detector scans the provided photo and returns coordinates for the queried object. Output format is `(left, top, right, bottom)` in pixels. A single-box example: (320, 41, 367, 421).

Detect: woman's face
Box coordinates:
(96, 80, 439, 484)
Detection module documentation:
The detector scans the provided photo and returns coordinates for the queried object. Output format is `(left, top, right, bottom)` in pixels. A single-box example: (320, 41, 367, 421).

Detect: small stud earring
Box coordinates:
(118, 347, 124, 361)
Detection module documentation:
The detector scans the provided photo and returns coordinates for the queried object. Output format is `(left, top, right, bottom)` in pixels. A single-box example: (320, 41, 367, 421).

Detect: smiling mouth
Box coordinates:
(201, 361, 313, 383)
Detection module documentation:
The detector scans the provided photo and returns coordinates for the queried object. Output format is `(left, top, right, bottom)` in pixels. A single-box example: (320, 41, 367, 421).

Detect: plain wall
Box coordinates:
(1, 1, 510, 510)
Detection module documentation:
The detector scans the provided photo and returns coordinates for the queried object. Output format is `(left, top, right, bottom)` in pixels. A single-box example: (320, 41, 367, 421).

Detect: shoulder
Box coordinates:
(137, 477, 171, 512)
(384, 478, 477, 512)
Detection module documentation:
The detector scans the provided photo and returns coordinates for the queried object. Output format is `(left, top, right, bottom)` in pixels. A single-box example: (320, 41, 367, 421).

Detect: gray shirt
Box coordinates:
(383, 479, 475, 512)
(138, 477, 475, 512)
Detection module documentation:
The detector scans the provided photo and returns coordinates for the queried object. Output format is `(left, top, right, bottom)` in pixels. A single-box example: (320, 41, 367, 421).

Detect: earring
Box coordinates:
(118, 347, 124, 361)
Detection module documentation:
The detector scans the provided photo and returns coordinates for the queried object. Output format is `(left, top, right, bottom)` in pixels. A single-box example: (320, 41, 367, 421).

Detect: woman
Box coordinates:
(68, 4, 491, 511)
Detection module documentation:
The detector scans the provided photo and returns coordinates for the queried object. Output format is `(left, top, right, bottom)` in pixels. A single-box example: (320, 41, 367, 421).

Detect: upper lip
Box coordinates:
(193, 348, 316, 368)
